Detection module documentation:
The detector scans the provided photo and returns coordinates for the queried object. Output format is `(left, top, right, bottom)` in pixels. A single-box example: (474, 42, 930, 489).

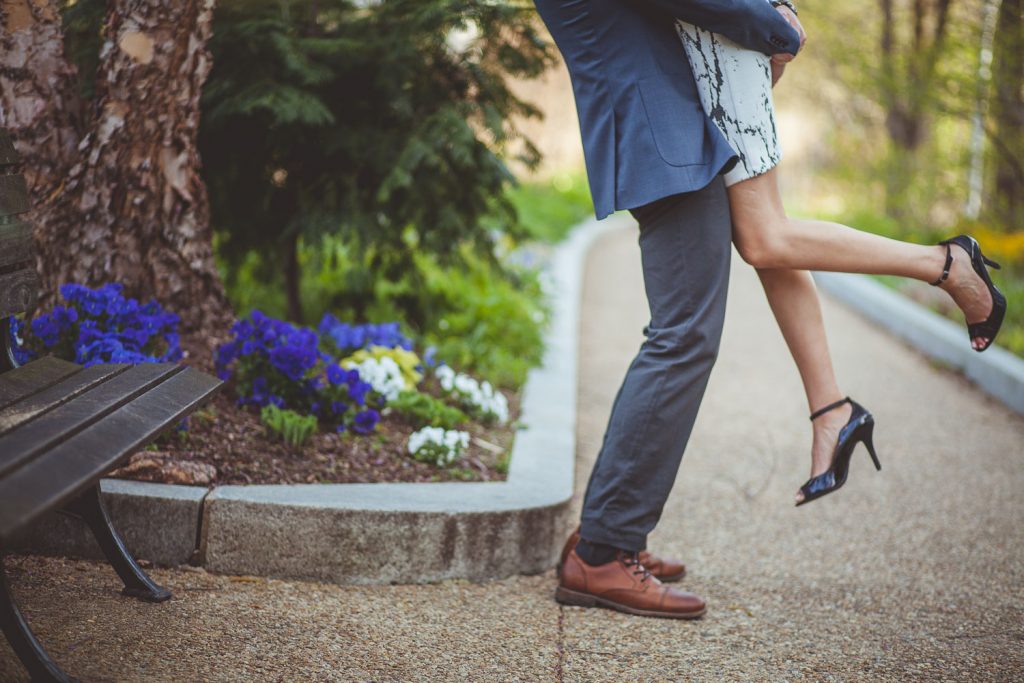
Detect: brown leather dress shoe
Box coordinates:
(557, 526, 687, 582)
(556, 548, 706, 619)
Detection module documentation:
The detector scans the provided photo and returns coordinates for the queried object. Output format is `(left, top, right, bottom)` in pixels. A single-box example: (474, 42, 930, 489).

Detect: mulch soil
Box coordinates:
(111, 386, 518, 486)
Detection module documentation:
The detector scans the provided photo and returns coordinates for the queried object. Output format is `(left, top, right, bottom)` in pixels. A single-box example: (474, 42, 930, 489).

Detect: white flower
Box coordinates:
(344, 356, 406, 402)
(435, 364, 456, 392)
(407, 426, 471, 467)
(432, 365, 508, 424)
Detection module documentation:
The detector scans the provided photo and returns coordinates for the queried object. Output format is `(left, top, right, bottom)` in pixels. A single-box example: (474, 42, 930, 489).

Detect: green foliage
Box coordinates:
(495, 450, 512, 476)
(389, 390, 469, 430)
(261, 404, 318, 447)
(222, 235, 549, 388)
(200, 0, 555, 298)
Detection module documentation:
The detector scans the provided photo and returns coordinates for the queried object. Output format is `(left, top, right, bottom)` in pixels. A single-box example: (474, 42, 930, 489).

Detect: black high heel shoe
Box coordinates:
(929, 235, 1006, 353)
(796, 396, 880, 507)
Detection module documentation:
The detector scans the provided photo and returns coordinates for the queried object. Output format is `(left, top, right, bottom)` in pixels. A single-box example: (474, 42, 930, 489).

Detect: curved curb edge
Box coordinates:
(17, 213, 635, 584)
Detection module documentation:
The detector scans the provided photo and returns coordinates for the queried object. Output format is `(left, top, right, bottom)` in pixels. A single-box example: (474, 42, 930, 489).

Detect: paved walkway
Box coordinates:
(3, 226, 1023, 682)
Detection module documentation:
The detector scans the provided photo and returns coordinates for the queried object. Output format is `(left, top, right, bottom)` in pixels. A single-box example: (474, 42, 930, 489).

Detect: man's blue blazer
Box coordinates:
(533, 0, 801, 218)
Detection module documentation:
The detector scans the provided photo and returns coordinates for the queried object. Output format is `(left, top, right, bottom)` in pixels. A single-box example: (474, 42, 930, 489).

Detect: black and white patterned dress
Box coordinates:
(675, 16, 780, 186)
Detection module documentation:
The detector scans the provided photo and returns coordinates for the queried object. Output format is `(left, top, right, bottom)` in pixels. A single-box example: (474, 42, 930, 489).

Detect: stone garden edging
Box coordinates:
(813, 271, 1024, 415)
(17, 213, 634, 584)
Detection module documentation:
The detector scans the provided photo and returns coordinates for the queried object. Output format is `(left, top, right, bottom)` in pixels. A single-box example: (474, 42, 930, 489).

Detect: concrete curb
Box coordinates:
(200, 213, 632, 584)
(814, 271, 1024, 414)
(19, 213, 633, 584)
(12, 480, 208, 567)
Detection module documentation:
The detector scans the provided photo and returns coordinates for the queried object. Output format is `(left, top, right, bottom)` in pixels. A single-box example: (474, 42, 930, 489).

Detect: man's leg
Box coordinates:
(579, 178, 732, 554)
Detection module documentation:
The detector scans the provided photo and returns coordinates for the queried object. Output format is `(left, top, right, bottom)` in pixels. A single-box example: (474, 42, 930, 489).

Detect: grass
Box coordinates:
(506, 170, 594, 243)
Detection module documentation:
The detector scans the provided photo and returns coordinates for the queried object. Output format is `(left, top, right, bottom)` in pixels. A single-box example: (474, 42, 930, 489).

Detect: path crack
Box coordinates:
(555, 604, 566, 683)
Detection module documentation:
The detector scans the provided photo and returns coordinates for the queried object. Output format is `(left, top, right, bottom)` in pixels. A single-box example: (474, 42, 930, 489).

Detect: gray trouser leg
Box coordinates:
(579, 178, 732, 552)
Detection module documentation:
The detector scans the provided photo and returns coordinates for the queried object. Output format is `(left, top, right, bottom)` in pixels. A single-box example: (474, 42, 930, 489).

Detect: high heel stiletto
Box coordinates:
(796, 396, 880, 507)
(929, 234, 1007, 353)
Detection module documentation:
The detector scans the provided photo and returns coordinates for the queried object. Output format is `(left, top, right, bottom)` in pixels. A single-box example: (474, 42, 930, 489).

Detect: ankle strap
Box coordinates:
(810, 396, 851, 421)
(930, 244, 953, 286)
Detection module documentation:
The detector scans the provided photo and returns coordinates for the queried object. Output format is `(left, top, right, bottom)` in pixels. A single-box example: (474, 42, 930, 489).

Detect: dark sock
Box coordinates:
(575, 538, 620, 566)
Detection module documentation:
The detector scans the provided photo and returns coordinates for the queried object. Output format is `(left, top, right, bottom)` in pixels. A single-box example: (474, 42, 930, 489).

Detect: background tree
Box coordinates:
(989, 0, 1023, 226)
(199, 0, 553, 323)
(0, 0, 84, 209)
(791, 0, 1010, 225)
(877, 0, 955, 218)
(0, 0, 231, 356)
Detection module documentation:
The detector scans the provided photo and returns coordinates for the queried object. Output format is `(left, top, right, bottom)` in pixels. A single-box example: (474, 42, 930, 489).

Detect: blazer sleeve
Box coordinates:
(632, 0, 802, 56)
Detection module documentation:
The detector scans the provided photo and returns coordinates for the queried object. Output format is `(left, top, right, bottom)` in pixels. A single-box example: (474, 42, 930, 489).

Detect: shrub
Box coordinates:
(9, 283, 181, 367)
(201, 0, 554, 323)
(220, 237, 547, 389)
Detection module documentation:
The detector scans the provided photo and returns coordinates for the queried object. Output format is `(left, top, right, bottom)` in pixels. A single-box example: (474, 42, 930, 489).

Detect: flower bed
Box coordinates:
(10, 285, 519, 485)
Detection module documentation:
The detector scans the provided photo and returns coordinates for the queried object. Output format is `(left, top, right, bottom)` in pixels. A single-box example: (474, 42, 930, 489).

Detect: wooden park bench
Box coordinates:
(0, 129, 222, 682)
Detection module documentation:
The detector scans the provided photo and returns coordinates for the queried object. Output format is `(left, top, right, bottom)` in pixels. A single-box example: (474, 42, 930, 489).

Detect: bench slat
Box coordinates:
(0, 366, 221, 544)
(0, 130, 18, 166)
(0, 220, 34, 270)
(0, 267, 40, 318)
(0, 174, 30, 217)
(0, 363, 182, 479)
(0, 356, 81, 408)
(0, 363, 130, 437)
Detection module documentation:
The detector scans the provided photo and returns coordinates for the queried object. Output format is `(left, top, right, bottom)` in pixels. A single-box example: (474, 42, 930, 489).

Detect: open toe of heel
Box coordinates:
(932, 235, 1007, 353)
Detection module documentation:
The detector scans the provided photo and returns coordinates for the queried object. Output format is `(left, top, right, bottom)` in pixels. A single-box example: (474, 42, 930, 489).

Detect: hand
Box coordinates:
(771, 6, 807, 65)
(771, 60, 786, 87)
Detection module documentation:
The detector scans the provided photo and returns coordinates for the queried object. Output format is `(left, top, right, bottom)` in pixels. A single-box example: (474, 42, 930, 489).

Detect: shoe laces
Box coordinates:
(621, 552, 652, 582)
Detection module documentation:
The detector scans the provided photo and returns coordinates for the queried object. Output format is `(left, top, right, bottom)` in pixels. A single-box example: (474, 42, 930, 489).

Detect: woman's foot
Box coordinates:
(933, 243, 994, 351)
(795, 397, 880, 506)
(796, 399, 853, 504)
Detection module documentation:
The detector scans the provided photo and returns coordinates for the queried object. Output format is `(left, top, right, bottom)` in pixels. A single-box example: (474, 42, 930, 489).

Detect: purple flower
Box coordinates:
(269, 344, 318, 382)
(347, 378, 370, 406)
(351, 408, 380, 434)
(326, 363, 348, 386)
(318, 314, 413, 354)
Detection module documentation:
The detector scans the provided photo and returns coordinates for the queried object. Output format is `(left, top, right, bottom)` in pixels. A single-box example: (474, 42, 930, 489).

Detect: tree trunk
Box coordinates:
(284, 230, 303, 324)
(0, 0, 84, 203)
(4, 0, 232, 361)
(990, 0, 1024, 227)
(965, 0, 1002, 220)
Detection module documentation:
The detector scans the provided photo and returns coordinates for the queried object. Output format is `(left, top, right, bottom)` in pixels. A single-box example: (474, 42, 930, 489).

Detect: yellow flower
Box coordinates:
(342, 345, 423, 387)
(965, 225, 1024, 268)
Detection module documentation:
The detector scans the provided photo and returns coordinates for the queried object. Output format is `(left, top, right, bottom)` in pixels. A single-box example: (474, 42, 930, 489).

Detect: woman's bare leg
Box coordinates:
(728, 166, 998, 501)
(755, 267, 852, 503)
(728, 168, 996, 350)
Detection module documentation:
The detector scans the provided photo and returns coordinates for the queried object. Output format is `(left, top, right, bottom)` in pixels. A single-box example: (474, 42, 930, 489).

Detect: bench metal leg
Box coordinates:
(63, 485, 172, 603)
(0, 554, 78, 683)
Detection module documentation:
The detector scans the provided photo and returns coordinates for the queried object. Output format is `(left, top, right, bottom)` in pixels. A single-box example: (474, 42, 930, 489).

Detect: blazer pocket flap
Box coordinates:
(637, 74, 705, 168)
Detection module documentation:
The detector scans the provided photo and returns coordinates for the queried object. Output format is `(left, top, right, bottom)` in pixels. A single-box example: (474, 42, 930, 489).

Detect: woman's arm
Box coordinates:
(631, 0, 803, 56)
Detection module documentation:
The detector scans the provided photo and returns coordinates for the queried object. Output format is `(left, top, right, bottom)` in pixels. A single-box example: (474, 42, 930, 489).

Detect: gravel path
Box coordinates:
(3, 225, 1022, 682)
